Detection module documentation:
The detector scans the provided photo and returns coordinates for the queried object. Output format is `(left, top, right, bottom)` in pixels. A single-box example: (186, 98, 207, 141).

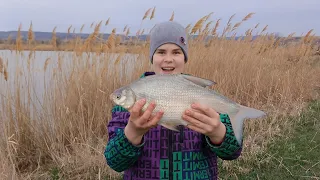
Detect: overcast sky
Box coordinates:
(1, 0, 319, 37)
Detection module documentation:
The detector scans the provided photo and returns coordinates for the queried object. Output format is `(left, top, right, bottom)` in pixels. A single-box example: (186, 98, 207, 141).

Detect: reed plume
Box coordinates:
(169, 11, 174, 21)
(142, 8, 153, 20)
(150, 7, 156, 20)
(105, 18, 110, 26)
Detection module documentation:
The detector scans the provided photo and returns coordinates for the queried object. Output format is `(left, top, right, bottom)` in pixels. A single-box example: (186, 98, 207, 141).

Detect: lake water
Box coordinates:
(0, 50, 147, 120)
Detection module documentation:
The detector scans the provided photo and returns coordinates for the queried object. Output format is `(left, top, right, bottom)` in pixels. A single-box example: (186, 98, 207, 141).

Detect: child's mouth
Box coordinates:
(161, 67, 175, 72)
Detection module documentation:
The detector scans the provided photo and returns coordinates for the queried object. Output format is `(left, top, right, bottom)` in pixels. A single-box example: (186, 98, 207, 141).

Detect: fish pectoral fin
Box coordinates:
(181, 74, 217, 87)
(161, 123, 180, 132)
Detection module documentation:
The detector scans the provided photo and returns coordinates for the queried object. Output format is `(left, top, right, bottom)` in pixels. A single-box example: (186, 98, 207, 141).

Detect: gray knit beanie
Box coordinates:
(149, 21, 188, 63)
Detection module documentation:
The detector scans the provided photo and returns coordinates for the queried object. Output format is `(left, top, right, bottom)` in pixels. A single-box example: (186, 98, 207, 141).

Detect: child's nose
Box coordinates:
(164, 54, 173, 62)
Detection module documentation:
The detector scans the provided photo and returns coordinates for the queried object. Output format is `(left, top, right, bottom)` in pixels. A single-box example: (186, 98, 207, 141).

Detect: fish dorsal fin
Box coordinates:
(181, 74, 216, 88)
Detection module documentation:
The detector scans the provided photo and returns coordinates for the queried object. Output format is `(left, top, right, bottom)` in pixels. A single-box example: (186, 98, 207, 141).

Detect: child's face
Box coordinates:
(152, 43, 185, 75)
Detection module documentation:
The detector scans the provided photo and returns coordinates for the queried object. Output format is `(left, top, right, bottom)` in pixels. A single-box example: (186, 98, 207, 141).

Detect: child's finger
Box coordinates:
(146, 111, 164, 128)
(129, 99, 146, 119)
(139, 102, 156, 125)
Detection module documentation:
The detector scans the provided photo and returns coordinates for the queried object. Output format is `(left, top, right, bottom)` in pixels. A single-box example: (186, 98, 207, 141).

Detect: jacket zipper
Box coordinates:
(168, 126, 184, 180)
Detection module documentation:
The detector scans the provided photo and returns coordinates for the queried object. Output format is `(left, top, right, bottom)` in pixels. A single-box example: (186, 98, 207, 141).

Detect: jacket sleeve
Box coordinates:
(104, 106, 145, 172)
(204, 114, 243, 160)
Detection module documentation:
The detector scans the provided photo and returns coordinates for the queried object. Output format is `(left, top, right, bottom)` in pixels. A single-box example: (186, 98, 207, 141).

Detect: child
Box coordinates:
(105, 21, 242, 180)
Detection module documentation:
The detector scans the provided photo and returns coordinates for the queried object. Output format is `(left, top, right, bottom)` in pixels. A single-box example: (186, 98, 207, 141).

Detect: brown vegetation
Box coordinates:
(0, 8, 319, 179)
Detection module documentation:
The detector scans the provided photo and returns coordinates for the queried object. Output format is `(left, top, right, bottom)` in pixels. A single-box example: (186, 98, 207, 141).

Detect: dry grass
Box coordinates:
(0, 9, 320, 179)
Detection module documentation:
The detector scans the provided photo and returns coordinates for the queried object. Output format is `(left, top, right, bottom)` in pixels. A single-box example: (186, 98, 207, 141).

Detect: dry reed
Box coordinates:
(0, 9, 319, 179)
(169, 11, 174, 21)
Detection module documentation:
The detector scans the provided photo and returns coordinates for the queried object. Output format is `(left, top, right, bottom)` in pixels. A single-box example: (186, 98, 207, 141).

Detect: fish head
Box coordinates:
(109, 86, 136, 109)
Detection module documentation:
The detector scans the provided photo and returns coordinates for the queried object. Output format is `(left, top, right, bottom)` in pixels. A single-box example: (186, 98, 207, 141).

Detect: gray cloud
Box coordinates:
(1, 0, 319, 36)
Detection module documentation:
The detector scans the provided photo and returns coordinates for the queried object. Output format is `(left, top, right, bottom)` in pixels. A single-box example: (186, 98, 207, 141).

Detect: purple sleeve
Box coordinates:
(107, 111, 130, 139)
(104, 111, 144, 172)
(204, 114, 243, 160)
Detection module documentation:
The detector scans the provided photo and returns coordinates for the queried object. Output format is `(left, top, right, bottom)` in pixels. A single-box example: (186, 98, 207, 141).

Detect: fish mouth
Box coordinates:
(109, 93, 116, 101)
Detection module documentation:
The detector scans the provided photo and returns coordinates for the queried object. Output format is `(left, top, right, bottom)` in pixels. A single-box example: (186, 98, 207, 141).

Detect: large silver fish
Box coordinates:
(109, 74, 266, 145)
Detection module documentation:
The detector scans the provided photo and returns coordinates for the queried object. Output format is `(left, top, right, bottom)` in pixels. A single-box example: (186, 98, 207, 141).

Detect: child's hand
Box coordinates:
(124, 99, 164, 146)
(182, 103, 226, 145)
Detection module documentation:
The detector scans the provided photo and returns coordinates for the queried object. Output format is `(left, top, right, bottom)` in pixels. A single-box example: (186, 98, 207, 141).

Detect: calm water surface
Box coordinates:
(0, 50, 145, 120)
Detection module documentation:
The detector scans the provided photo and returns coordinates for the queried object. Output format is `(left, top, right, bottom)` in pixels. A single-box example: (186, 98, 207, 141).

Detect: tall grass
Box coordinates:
(0, 9, 320, 179)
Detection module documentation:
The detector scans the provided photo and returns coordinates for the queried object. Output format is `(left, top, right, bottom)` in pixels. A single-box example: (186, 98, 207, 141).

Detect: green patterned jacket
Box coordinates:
(104, 72, 242, 180)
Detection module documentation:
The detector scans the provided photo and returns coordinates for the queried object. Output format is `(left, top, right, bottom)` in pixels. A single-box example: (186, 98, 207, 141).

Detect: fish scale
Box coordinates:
(134, 75, 209, 126)
(110, 74, 266, 145)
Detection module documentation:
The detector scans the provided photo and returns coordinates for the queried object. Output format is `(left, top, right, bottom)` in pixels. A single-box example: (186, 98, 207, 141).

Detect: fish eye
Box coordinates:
(116, 95, 121, 99)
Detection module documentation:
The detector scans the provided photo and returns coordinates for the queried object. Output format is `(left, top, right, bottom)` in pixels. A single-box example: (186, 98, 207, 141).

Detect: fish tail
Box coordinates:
(229, 105, 266, 145)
